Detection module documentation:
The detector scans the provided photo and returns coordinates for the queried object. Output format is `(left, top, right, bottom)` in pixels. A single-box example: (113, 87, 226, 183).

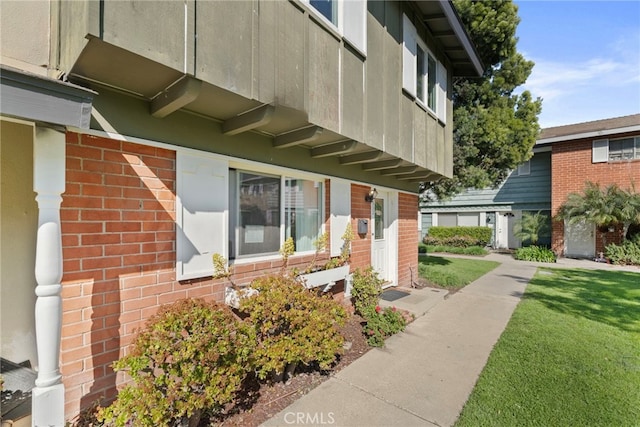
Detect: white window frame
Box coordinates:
(592, 136, 640, 163)
(608, 136, 640, 161)
(303, 0, 367, 56)
(229, 169, 325, 261)
(403, 14, 447, 124)
(517, 160, 531, 176)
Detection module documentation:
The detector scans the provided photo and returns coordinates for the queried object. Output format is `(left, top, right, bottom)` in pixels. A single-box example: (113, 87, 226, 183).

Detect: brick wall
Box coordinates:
(60, 133, 342, 418)
(551, 133, 640, 255)
(397, 193, 418, 287)
(350, 184, 373, 271)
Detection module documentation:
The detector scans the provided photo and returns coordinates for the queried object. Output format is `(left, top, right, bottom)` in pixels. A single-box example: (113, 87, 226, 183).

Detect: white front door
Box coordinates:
(495, 213, 509, 249)
(565, 219, 595, 258)
(371, 196, 388, 281)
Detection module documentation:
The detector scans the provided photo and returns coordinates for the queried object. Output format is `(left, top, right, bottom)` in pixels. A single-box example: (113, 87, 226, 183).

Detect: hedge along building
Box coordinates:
(0, 0, 482, 423)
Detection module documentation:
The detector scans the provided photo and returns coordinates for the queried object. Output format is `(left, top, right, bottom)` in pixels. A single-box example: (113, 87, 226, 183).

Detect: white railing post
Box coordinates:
(32, 127, 66, 426)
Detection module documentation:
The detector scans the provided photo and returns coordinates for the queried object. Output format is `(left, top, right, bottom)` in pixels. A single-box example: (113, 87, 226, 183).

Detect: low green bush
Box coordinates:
(350, 267, 384, 316)
(98, 298, 255, 427)
(424, 245, 488, 256)
(240, 274, 347, 381)
(605, 240, 640, 265)
(425, 226, 492, 247)
(514, 245, 557, 263)
(362, 305, 406, 347)
(418, 243, 428, 253)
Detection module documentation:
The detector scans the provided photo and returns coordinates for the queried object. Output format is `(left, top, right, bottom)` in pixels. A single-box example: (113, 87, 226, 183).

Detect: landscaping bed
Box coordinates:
(211, 313, 370, 426)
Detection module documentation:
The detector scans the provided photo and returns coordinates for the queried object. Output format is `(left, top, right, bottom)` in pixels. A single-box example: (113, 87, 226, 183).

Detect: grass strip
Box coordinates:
(456, 268, 640, 427)
(417, 255, 499, 289)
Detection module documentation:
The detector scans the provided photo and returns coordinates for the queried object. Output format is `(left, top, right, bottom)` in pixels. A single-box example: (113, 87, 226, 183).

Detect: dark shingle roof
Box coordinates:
(538, 114, 640, 142)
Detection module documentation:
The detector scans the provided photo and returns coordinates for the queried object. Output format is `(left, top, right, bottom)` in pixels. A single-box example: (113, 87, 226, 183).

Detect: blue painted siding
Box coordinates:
(423, 151, 551, 212)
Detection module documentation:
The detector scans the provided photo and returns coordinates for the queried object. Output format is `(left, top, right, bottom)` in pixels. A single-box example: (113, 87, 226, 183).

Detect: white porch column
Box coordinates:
(32, 127, 66, 426)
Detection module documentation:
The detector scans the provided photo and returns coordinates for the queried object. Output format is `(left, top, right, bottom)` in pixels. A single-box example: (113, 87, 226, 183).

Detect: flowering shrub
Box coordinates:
(98, 299, 255, 427)
(239, 274, 347, 381)
(362, 305, 407, 347)
(350, 266, 383, 316)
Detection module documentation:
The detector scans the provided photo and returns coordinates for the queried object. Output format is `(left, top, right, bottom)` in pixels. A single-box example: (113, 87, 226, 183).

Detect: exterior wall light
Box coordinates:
(364, 187, 378, 202)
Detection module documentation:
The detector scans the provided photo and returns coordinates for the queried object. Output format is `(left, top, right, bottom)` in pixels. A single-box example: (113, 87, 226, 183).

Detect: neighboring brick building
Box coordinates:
(539, 114, 640, 258)
(421, 114, 640, 258)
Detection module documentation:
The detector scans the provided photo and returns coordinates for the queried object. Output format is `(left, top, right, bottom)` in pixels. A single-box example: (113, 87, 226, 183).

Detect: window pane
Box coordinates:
(285, 179, 322, 252)
(237, 172, 280, 256)
(310, 0, 337, 25)
(609, 140, 622, 161)
(374, 198, 384, 240)
(635, 137, 640, 159)
(417, 46, 425, 102)
(609, 138, 634, 161)
(427, 54, 437, 111)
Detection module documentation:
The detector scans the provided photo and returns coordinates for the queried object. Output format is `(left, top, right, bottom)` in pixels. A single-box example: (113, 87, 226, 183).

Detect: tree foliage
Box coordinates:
(514, 211, 550, 246)
(425, 0, 542, 200)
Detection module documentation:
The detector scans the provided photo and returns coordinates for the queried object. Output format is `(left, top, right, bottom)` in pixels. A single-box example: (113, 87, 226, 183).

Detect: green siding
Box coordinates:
(424, 151, 551, 212)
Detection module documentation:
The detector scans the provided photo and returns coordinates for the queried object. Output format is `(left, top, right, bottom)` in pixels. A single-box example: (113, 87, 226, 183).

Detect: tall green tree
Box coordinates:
(424, 0, 542, 200)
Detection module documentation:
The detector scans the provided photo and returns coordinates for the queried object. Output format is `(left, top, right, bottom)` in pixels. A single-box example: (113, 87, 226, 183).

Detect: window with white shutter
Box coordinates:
(342, 0, 367, 56)
(437, 61, 447, 123)
(176, 151, 228, 280)
(402, 14, 417, 96)
(592, 139, 609, 163)
(329, 178, 351, 257)
(304, 0, 367, 57)
(404, 13, 448, 122)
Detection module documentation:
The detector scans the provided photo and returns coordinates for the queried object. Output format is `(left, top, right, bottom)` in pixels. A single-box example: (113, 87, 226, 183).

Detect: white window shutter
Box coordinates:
(330, 178, 351, 257)
(436, 61, 447, 123)
(176, 151, 228, 280)
(343, 0, 367, 56)
(402, 14, 417, 96)
(592, 139, 609, 163)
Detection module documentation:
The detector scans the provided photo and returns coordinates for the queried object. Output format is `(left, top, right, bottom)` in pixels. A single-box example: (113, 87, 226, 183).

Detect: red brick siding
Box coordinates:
(551, 133, 640, 255)
(350, 184, 373, 271)
(397, 193, 418, 288)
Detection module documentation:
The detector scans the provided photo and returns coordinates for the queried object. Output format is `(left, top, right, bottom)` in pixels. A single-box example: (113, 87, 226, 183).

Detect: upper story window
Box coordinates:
(609, 137, 640, 161)
(310, 0, 337, 25)
(592, 136, 640, 163)
(516, 160, 531, 176)
(303, 0, 367, 56)
(402, 14, 447, 123)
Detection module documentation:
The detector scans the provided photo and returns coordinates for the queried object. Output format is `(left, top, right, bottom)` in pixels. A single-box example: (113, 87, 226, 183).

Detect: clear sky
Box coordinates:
(514, 0, 640, 129)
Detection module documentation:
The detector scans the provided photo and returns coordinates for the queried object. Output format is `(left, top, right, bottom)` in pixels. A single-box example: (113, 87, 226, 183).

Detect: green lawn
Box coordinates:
(417, 255, 499, 289)
(455, 268, 640, 427)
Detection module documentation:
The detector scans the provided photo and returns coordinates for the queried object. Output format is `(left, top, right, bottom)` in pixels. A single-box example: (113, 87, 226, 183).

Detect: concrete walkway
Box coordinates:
(262, 254, 637, 427)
